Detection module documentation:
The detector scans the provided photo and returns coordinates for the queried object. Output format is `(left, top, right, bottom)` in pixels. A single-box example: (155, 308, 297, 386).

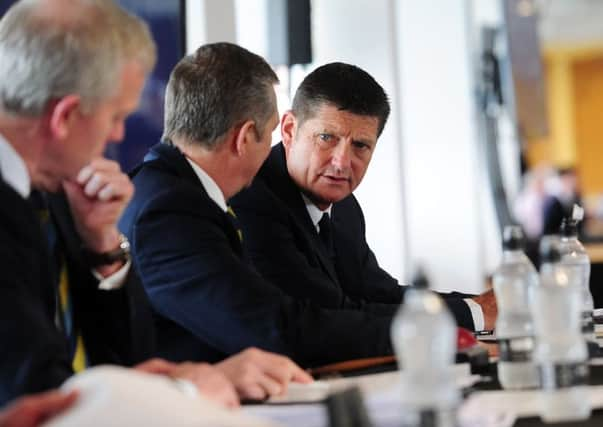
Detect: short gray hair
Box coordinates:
(163, 42, 279, 149)
(0, 0, 156, 116)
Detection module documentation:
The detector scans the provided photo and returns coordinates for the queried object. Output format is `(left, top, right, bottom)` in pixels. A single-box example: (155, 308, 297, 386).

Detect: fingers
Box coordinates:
(170, 363, 239, 409)
(239, 368, 283, 400)
(244, 348, 313, 386)
(29, 390, 78, 422)
(0, 390, 78, 427)
(63, 157, 134, 253)
(134, 358, 178, 375)
(290, 366, 314, 384)
(76, 159, 132, 202)
(472, 289, 498, 331)
(215, 348, 312, 401)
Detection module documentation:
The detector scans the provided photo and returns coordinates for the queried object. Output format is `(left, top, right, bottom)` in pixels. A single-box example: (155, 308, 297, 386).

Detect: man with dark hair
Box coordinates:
(230, 62, 497, 331)
(120, 43, 398, 368)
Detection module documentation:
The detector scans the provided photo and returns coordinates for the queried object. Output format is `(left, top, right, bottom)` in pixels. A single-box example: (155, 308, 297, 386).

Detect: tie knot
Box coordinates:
(318, 212, 330, 230)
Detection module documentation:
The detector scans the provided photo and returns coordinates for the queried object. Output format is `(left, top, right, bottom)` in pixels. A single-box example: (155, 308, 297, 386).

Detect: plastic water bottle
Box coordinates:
(391, 269, 460, 427)
(533, 241, 590, 423)
(493, 226, 539, 389)
(558, 205, 595, 351)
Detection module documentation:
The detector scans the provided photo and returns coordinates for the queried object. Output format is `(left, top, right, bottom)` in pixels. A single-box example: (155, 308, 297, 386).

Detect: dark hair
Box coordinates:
(291, 62, 390, 136)
(162, 42, 279, 148)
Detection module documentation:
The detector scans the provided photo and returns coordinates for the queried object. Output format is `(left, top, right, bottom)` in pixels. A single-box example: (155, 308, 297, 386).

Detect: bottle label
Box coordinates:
(497, 336, 534, 362)
(413, 409, 457, 427)
(418, 410, 437, 427)
(538, 362, 589, 389)
(582, 310, 594, 334)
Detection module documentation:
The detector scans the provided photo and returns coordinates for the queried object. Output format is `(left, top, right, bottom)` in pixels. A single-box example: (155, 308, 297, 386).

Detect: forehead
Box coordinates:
(299, 103, 379, 142)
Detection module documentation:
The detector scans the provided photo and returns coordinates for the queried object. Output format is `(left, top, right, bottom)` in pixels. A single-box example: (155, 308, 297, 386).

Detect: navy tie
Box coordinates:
(318, 213, 334, 257)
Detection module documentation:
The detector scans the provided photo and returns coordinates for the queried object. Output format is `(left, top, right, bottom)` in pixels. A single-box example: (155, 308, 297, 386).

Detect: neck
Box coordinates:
(172, 138, 241, 200)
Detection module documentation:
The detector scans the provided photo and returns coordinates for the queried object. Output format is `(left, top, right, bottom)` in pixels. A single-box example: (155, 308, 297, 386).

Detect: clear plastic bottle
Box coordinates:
(391, 269, 459, 427)
(533, 241, 591, 423)
(493, 226, 539, 389)
(557, 205, 595, 350)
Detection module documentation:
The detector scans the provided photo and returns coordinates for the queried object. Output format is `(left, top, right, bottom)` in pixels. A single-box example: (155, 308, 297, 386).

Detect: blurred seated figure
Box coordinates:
(542, 167, 582, 236)
(514, 166, 583, 266)
(513, 165, 552, 265)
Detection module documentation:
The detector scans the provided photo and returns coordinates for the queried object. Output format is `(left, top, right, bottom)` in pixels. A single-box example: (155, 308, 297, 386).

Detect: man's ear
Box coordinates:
(280, 110, 297, 149)
(48, 95, 81, 140)
(233, 120, 256, 156)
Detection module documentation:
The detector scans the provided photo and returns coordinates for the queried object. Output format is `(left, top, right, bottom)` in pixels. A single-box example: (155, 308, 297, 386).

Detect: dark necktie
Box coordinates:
(318, 212, 335, 257)
(31, 192, 88, 372)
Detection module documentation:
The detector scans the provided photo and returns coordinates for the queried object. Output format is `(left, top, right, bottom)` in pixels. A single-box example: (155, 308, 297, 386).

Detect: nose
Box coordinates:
(331, 140, 352, 171)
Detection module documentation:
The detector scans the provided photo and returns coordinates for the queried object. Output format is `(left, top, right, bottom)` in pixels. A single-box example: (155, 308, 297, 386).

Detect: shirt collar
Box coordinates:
(0, 132, 31, 198)
(302, 193, 332, 232)
(185, 157, 228, 212)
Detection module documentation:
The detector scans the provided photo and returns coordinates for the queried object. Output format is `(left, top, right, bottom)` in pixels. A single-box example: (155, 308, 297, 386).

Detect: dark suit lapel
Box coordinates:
(264, 144, 340, 285)
(142, 142, 245, 257)
(45, 192, 86, 267)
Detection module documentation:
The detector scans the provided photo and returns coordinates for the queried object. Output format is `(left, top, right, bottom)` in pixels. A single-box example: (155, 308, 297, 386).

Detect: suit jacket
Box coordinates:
(0, 180, 154, 406)
(119, 142, 394, 368)
(230, 143, 474, 329)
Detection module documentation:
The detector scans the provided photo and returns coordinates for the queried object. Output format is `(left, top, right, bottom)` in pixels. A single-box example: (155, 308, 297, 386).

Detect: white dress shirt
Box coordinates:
(302, 194, 485, 331)
(185, 157, 228, 212)
(0, 132, 128, 290)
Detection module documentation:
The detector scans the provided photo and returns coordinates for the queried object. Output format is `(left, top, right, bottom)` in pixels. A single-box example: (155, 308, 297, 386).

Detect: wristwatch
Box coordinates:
(83, 233, 131, 267)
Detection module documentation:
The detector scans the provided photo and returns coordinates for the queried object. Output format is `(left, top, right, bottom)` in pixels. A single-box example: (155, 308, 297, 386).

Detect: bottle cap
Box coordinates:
(411, 267, 429, 290)
(560, 204, 583, 237)
(560, 218, 577, 237)
(502, 225, 524, 250)
(540, 235, 561, 263)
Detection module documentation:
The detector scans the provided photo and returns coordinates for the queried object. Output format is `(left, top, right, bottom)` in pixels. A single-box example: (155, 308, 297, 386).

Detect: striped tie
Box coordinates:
(35, 197, 88, 372)
(227, 206, 243, 242)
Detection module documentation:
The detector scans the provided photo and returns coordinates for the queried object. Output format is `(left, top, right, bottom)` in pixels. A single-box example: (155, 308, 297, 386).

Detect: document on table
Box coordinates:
(266, 363, 478, 404)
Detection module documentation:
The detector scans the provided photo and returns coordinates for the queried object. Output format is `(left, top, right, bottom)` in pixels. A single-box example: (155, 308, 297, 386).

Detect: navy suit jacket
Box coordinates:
(0, 180, 154, 406)
(230, 143, 474, 330)
(119, 142, 394, 368)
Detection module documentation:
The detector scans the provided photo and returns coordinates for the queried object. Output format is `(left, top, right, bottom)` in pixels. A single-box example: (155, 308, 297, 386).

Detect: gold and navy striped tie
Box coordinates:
(36, 199, 88, 372)
(227, 206, 243, 242)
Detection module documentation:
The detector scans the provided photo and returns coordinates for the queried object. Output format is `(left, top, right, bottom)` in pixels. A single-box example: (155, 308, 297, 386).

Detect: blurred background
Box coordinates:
(3, 0, 603, 301)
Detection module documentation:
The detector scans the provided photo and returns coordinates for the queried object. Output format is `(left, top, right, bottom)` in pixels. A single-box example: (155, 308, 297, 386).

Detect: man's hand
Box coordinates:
(63, 158, 134, 276)
(472, 289, 498, 331)
(215, 348, 313, 401)
(0, 390, 78, 427)
(135, 358, 239, 408)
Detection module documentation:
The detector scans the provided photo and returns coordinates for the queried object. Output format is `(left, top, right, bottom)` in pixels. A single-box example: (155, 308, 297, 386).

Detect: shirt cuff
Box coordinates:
(92, 260, 131, 290)
(463, 298, 484, 331)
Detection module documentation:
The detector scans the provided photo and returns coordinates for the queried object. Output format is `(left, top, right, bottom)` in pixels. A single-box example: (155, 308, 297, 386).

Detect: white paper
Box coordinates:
(44, 366, 280, 427)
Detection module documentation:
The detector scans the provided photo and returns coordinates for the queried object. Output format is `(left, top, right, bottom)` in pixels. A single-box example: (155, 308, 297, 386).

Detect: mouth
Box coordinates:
(320, 174, 350, 185)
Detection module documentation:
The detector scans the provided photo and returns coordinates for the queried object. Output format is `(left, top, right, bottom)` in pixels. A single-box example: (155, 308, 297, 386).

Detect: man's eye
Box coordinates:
(353, 141, 370, 151)
(318, 133, 332, 141)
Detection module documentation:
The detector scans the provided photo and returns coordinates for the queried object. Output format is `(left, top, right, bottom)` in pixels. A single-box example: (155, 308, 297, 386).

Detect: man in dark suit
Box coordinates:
(230, 62, 498, 332)
(120, 42, 397, 369)
(0, 0, 308, 408)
